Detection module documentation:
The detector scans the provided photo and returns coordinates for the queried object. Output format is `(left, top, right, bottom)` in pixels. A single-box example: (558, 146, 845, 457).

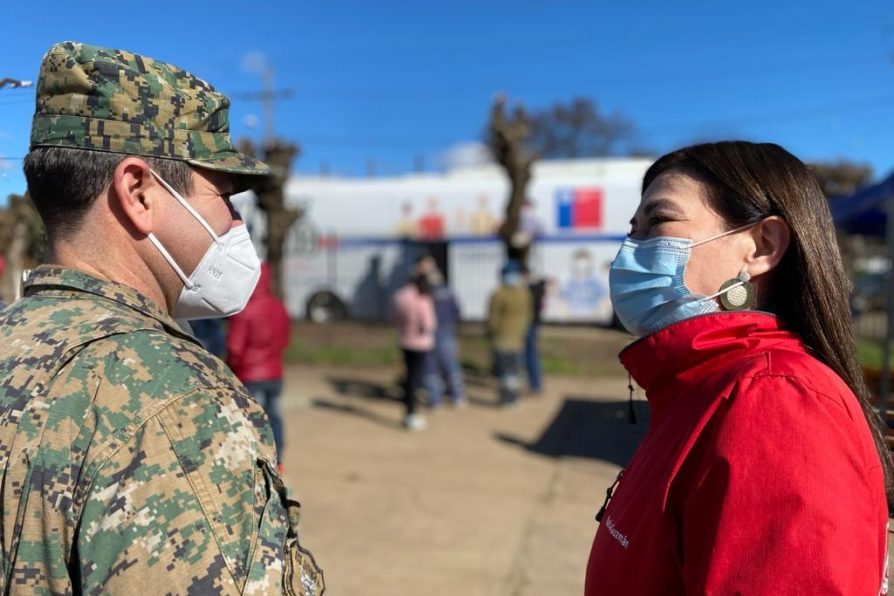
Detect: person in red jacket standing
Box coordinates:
(227, 262, 291, 469)
(586, 141, 892, 595)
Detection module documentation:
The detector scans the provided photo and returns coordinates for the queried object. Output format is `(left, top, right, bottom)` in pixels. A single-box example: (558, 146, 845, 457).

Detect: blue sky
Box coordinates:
(1, 0, 892, 201)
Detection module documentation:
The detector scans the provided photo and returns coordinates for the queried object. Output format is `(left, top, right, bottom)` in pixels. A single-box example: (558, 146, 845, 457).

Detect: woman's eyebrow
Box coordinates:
(630, 198, 686, 227)
(643, 198, 685, 217)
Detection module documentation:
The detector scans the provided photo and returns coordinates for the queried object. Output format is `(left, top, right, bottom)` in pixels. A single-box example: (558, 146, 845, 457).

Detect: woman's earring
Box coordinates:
(718, 267, 755, 311)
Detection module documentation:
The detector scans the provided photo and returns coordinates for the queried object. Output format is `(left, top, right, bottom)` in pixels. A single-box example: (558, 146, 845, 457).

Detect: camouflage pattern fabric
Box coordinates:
(0, 267, 323, 595)
(30, 41, 268, 179)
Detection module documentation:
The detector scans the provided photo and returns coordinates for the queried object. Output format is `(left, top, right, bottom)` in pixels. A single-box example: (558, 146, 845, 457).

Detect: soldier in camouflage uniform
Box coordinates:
(0, 42, 324, 594)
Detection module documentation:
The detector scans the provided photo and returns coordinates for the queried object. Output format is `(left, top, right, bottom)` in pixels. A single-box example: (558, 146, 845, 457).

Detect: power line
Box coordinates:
(229, 89, 296, 101)
(233, 50, 892, 101)
(640, 95, 894, 136)
(296, 96, 894, 148)
(0, 93, 891, 155)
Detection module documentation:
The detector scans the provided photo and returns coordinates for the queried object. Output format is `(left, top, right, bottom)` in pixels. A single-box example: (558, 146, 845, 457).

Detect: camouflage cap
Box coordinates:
(30, 41, 269, 178)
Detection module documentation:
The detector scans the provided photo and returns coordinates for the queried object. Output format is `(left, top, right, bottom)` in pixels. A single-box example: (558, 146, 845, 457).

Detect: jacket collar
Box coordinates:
(24, 266, 194, 341)
(620, 312, 804, 399)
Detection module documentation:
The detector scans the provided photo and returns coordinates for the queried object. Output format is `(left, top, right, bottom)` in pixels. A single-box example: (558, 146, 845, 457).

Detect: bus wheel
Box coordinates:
(306, 292, 347, 324)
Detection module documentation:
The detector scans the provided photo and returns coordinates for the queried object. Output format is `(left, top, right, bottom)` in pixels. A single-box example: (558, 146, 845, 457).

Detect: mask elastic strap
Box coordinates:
(149, 170, 221, 244)
(690, 221, 758, 248)
(147, 232, 196, 290)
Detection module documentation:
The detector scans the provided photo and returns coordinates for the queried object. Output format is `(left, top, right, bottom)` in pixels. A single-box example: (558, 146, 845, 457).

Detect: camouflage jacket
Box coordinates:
(0, 267, 323, 595)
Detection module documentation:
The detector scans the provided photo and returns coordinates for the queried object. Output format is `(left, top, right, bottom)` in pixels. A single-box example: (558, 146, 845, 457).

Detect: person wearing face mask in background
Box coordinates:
(0, 42, 323, 595)
(585, 141, 891, 595)
(487, 261, 532, 407)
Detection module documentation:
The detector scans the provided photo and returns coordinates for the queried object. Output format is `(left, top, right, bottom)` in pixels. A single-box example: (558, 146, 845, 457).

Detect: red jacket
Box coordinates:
(226, 264, 290, 382)
(585, 312, 888, 595)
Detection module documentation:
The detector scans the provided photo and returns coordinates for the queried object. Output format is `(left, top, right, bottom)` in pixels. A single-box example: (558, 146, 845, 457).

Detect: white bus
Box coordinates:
(236, 158, 652, 324)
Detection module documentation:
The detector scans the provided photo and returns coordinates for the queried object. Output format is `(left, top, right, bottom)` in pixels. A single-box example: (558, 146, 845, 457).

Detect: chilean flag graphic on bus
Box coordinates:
(556, 187, 603, 230)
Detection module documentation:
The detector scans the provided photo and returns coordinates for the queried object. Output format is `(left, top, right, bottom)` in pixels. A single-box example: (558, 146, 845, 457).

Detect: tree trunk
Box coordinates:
(487, 95, 536, 267)
(238, 139, 302, 300)
(264, 206, 301, 298)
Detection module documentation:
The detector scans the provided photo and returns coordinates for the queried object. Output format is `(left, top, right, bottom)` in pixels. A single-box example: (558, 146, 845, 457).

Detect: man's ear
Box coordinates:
(111, 157, 157, 235)
(746, 216, 791, 277)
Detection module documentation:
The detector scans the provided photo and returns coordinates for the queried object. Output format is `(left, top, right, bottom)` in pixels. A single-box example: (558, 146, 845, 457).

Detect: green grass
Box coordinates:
(285, 341, 400, 367)
(283, 321, 632, 378)
(858, 339, 886, 370)
(282, 322, 894, 386)
(284, 325, 402, 366)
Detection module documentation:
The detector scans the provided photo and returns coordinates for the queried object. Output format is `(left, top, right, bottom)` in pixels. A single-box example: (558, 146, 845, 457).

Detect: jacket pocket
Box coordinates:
(244, 458, 325, 596)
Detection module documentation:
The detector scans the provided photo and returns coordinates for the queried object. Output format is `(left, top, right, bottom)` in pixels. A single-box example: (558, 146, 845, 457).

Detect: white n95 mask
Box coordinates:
(147, 170, 261, 320)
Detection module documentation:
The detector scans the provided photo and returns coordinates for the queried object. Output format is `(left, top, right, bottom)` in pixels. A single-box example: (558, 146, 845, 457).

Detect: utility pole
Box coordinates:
(231, 86, 295, 142)
(235, 54, 294, 142)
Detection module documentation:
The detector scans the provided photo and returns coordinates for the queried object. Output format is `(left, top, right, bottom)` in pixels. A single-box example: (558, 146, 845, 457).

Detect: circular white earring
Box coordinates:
(718, 268, 755, 311)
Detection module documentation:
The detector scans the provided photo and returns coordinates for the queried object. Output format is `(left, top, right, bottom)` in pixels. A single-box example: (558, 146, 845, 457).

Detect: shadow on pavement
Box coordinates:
(467, 395, 503, 409)
(311, 397, 404, 430)
(495, 396, 649, 467)
(459, 361, 496, 389)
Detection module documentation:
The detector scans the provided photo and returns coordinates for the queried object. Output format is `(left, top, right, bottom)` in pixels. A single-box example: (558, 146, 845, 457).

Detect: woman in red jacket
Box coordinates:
(586, 141, 892, 594)
(227, 262, 291, 468)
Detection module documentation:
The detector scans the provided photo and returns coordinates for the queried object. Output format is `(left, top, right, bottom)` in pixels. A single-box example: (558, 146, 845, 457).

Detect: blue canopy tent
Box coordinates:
(830, 170, 894, 237)
(831, 170, 894, 419)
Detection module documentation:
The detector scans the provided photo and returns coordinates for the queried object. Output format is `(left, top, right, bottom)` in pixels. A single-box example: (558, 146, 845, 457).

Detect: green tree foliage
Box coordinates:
(808, 160, 873, 199)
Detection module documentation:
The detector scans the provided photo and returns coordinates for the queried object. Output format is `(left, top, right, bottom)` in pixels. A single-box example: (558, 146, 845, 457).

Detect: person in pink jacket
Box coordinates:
(392, 273, 436, 431)
(586, 141, 891, 594)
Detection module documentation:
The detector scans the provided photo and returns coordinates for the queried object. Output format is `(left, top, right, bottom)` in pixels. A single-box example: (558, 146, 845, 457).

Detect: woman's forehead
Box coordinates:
(639, 171, 714, 214)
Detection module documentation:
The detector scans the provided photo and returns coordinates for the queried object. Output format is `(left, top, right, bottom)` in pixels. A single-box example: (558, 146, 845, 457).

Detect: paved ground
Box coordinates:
(277, 364, 647, 596)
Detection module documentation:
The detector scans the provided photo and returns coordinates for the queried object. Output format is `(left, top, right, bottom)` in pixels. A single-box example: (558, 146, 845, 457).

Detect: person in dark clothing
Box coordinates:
(415, 256, 467, 408)
(522, 264, 546, 394)
(191, 318, 227, 358)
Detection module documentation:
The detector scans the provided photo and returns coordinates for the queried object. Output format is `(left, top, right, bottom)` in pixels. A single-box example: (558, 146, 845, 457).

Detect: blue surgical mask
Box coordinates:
(609, 225, 753, 337)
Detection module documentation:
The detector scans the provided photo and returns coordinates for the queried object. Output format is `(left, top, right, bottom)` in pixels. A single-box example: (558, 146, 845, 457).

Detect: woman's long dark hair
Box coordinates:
(644, 141, 894, 499)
